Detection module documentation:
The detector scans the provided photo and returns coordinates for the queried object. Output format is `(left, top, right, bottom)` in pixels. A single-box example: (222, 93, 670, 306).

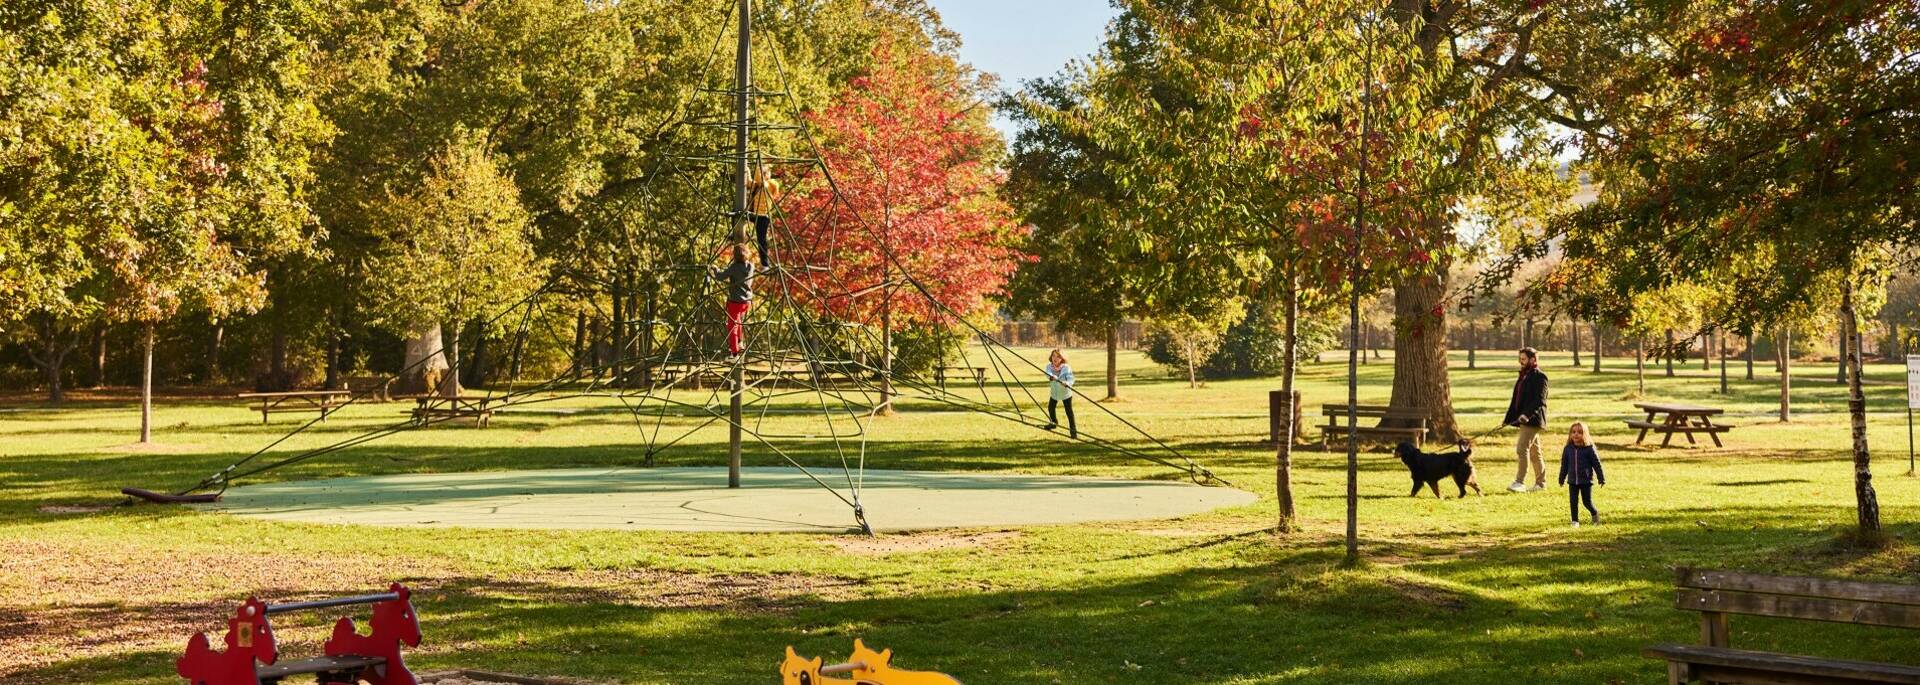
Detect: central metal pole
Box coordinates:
(728, 0, 750, 488)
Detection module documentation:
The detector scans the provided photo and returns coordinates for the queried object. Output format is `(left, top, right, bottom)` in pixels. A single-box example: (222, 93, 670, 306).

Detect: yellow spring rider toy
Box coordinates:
(781, 640, 961, 684)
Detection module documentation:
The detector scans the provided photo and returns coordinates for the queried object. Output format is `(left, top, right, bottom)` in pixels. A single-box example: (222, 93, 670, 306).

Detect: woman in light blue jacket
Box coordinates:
(1044, 348, 1076, 438)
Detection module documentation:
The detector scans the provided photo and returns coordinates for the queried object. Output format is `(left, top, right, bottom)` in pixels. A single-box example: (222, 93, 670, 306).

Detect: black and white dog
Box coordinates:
(1394, 441, 1482, 499)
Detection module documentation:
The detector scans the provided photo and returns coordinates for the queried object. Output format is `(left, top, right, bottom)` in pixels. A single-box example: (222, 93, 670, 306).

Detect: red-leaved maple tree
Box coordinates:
(782, 42, 1021, 330)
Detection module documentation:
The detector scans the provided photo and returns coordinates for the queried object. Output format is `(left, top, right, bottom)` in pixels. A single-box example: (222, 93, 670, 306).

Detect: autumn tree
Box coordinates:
(783, 41, 1021, 411)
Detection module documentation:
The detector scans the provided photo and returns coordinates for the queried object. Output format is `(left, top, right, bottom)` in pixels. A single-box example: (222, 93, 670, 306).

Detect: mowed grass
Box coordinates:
(3, 346, 1918, 684)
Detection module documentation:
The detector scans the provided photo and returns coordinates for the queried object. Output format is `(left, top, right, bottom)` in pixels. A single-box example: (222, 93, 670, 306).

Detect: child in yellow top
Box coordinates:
(749, 160, 780, 267)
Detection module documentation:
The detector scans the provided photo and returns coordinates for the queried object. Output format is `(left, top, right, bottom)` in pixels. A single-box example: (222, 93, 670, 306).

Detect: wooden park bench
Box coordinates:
(1319, 404, 1427, 448)
(399, 394, 495, 427)
(934, 365, 987, 389)
(237, 390, 351, 424)
(1628, 402, 1733, 447)
(1645, 567, 1920, 684)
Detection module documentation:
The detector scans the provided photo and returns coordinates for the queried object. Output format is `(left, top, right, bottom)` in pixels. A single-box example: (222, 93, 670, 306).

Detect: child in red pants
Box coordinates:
(713, 243, 755, 357)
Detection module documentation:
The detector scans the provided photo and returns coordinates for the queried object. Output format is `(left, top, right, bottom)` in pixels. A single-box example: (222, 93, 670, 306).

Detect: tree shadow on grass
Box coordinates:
(15, 513, 1919, 685)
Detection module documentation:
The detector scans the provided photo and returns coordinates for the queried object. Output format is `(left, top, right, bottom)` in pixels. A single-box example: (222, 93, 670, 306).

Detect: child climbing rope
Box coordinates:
(748, 159, 780, 267)
(714, 242, 755, 358)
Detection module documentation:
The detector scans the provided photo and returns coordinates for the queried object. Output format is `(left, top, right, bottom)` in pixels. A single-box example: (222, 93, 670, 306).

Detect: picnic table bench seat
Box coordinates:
(1646, 567, 1920, 684)
(1320, 404, 1426, 448)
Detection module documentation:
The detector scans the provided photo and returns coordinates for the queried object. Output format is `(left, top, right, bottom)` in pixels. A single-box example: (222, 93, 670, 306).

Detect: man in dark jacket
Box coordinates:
(1503, 347, 1549, 492)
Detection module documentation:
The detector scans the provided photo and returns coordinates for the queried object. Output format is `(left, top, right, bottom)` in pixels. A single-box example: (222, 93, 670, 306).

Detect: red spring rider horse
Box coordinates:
(324, 583, 423, 685)
(177, 598, 277, 685)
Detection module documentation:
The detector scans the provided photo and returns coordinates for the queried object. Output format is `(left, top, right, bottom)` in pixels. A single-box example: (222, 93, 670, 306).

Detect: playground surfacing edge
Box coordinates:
(201, 467, 1258, 533)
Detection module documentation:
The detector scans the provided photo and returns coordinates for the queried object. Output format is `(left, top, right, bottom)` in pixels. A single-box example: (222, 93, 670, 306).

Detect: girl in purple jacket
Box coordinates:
(1558, 421, 1606, 527)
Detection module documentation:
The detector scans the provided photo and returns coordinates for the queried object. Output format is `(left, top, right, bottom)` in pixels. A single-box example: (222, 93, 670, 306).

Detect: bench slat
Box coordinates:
(1675, 588, 1920, 629)
(1644, 644, 1920, 684)
(256, 655, 385, 678)
(1679, 568, 1920, 606)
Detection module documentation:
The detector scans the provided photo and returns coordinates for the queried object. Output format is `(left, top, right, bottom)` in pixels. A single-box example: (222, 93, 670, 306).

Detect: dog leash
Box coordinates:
(1463, 410, 1542, 444)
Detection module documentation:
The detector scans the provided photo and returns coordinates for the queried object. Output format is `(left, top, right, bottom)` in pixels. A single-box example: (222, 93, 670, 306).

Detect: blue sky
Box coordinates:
(926, 0, 1118, 138)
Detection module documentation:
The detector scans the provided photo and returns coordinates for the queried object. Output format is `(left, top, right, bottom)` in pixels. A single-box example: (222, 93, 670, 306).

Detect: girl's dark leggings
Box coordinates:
(753, 214, 772, 266)
(1048, 398, 1076, 434)
(1569, 483, 1597, 522)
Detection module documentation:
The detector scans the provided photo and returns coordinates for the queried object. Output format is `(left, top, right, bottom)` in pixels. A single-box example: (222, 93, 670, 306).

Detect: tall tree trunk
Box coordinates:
(206, 323, 224, 383)
(398, 325, 448, 395)
(1186, 344, 1197, 389)
(268, 327, 289, 391)
(1841, 280, 1881, 535)
(1571, 320, 1582, 366)
(26, 317, 76, 404)
(610, 280, 626, 387)
(1346, 284, 1360, 564)
(1745, 334, 1754, 380)
(90, 324, 107, 388)
(1635, 338, 1646, 395)
(1779, 327, 1793, 422)
(1524, 317, 1535, 348)
(324, 328, 342, 390)
(641, 287, 656, 385)
(1592, 324, 1603, 372)
(1387, 274, 1458, 441)
(588, 317, 604, 374)
(1467, 321, 1476, 369)
(571, 310, 587, 375)
(439, 321, 463, 397)
(1701, 331, 1711, 370)
(466, 320, 489, 389)
(1104, 324, 1119, 401)
(140, 323, 154, 443)
(1728, 328, 1743, 391)
(1359, 324, 1369, 365)
(1775, 329, 1787, 372)
(1276, 281, 1300, 533)
(1664, 328, 1676, 377)
(879, 281, 895, 415)
(1837, 315, 1848, 384)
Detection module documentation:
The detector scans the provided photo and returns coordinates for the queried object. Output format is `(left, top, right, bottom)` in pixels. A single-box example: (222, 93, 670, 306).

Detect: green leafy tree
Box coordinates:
(361, 134, 543, 396)
(1521, 0, 1918, 537)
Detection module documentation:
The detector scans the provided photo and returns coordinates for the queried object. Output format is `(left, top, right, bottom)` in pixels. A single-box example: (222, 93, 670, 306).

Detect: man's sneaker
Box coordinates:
(1571, 521, 1581, 528)
(1507, 482, 1527, 493)
(1527, 484, 1547, 492)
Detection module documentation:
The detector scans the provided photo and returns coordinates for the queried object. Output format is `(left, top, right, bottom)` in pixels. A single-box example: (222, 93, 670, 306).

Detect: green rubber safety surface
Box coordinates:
(200, 467, 1257, 533)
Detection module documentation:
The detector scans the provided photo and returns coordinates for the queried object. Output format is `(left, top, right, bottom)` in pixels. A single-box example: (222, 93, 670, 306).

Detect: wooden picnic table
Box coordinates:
(398, 394, 496, 427)
(1627, 402, 1732, 447)
(237, 390, 351, 423)
(934, 365, 987, 389)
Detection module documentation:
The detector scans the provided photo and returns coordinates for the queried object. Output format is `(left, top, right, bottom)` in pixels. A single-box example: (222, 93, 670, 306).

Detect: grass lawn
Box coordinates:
(3, 346, 1917, 683)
